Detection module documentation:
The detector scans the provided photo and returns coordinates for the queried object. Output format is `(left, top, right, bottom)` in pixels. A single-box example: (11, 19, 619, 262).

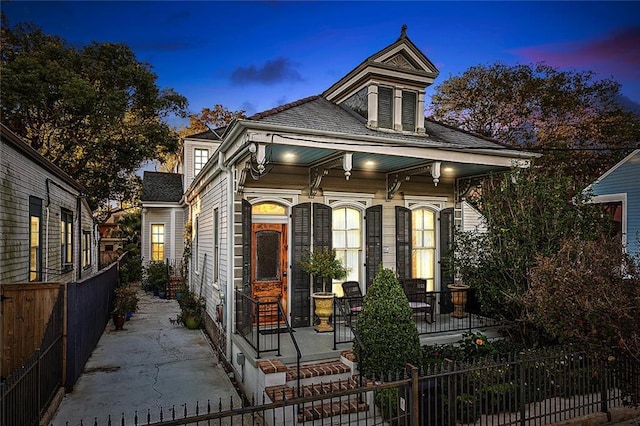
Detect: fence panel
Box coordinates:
(65, 262, 119, 390)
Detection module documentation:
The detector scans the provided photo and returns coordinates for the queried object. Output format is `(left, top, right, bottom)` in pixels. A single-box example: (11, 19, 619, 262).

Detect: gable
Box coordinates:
(589, 150, 640, 196)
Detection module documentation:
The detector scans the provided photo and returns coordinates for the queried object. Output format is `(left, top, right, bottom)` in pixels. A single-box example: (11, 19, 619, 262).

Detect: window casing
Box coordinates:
(332, 207, 362, 284)
(29, 197, 43, 282)
(151, 224, 165, 262)
(61, 209, 73, 271)
(194, 148, 209, 176)
(82, 230, 92, 269)
(411, 208, 436, 291)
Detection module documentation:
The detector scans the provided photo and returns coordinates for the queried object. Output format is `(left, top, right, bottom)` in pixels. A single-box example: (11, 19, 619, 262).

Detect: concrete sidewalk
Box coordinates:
(50, 286, 240, 426)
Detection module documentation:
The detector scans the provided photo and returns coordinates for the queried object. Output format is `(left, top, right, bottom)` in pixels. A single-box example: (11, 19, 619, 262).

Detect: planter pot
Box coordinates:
(448, 284, 470, 318)
(125, 311, 133, 321)
(153, 288, 159, 297)
(158, 291, 166, 299)
(175, 291, 183, 301)
(112, 314, 126, 330)
(184, 315, 201, 330)
(312, 292, 335, 332)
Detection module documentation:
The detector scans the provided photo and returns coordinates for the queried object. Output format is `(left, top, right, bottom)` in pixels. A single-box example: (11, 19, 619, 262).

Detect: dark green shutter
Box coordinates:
(291, 203, 311, 327)
(402, 91, 416, 131)
(365, 205, 382, 290)
(312, 203, 332, 293)
(241, 199, 252, 292)
(378, 87, 393, 129)
(396, 206, 412, 281)
(439, 207, 454, 314)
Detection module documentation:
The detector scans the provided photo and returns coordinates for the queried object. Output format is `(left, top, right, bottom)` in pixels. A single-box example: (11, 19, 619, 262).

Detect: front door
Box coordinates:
(251, 223, 288, 324)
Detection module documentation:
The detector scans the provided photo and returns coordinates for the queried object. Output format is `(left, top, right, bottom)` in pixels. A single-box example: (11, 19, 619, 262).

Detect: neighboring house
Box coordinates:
(0, 123, 99, 284)
(141, 28, 537, 394)
(586, 149, 640, 258)
(97, 210, 128, 268)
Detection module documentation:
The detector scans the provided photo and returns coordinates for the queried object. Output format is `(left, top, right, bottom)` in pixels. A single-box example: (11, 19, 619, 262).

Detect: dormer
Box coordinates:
(322, 25, 439, 135)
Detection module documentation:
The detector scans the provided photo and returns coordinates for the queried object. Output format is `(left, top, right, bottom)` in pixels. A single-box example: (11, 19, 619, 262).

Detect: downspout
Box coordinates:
(218, 151, 235, 361)
(76, 196, 82, 281)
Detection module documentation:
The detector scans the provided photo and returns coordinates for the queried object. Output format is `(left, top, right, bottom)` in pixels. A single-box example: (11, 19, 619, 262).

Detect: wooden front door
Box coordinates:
(251, 223, 288, 324)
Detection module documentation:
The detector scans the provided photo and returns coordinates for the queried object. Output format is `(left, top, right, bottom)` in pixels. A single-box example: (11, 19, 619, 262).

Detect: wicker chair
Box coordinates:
(402, 278, 434, 323)
(341, 281, 363, 326)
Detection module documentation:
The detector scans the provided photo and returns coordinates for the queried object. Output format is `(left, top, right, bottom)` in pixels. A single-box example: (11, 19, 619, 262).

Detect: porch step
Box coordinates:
(297, 398, 369, 423)
(265, 376, 371, 401)
(285, 359, 352, 382)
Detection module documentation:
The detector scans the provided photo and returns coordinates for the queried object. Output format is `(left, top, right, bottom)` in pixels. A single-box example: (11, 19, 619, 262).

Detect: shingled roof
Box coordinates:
(141, 171, 183, 202)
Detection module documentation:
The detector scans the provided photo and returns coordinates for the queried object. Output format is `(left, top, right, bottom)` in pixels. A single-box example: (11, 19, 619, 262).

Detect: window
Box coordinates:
(61, 209, 73, 271)
(82, 231, 92, 269)
(151, 224, 164, 262)
(252, 202, 286, 215)
(332, 207, 361, 283)
(29, 197, 42, 282)
(105, 244, 114, 252)
(378, 86, 393, 129)
(402, 90, 416, 131)
(194, 148, 209, 176)
(412, 208, 436, 291)
(213, 208, 219, 282)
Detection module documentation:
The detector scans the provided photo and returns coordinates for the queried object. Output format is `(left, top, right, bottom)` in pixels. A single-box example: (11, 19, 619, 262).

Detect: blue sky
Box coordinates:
(3, 1, 640, 126)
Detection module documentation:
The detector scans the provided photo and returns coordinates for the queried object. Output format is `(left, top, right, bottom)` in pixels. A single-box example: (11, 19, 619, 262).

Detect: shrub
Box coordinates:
(143, 261, 168, 292)
(112, 285, 139, 316)
(354, 267, 421, 379)
(177, 289, 205, 327)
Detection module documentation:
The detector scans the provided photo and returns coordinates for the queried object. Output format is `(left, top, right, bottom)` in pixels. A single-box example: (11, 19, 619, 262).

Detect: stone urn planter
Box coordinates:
(448, 283, 470, 318)
(311, 292, 335, 332)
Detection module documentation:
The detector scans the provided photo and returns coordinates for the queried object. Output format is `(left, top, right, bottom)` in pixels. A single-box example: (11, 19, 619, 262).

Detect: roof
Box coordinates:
(141, 171, 183, 202)
(247, 96, 526, 154)
(589, 149, 640, 187)
(184, 129, 225, 140)
(0, 123, 85, 193)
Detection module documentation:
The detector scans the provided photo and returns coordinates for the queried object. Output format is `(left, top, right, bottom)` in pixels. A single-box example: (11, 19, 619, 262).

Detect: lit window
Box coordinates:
(61, 209, 73, 271)
(412, 208, 435, 291)
(332, 207, 361, 283)
(29, 197, 42, 281)
(194, 148, 209, 176)
(151, 224, 164, 262)
(252, 202, 286, 215)
(82, 231, 92, 268)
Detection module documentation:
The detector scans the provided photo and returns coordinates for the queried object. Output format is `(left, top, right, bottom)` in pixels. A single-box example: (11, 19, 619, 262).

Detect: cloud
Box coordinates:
(510, 27, 640, 80)
(231, 57, 303, 85)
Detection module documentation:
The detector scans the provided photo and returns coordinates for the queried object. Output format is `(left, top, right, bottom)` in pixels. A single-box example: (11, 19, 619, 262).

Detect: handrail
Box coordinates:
(275, 300, 301, 397)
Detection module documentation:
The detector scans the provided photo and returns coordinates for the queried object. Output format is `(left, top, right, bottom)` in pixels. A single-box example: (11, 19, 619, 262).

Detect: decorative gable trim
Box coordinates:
(384, 53, 418, 71)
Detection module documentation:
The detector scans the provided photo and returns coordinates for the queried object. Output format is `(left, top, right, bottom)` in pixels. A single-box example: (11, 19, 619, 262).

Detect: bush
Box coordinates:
(119, 253, 142, 285)
(112, 285, 139, 316)
(143, 261, 168, 292)
(177, 289, 205, 328)
(354, 267, 421, 379)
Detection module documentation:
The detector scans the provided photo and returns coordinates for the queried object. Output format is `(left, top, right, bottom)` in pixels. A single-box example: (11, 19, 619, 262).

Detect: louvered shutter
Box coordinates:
(378, 87, 393, 129)
(402, 91, 416, 131)
(365, 205, 382, 290)
(312, 203, 332, 293)
(291, 203, 311, 327)
(241, 199, 251, 292)
(396, 206, 412, 281)
(439, 207, 455, 314)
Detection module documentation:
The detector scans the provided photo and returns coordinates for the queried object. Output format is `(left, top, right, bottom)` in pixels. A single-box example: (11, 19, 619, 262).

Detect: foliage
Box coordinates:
(0, 19, 188, 219)
(117, 210, 142, 284)
(525, 235, 640, 361)
(374, 387, 400, 425)
(429, 62, 640, 189)
(422, 331, 503, 365)
(298, 248, 348, 293)
(143, 261, 168, 292)
(354, 267, 421, 379)
(452, 168, 614, 344)
(112, 285, 139, 315)
(177, 289, 205, 326)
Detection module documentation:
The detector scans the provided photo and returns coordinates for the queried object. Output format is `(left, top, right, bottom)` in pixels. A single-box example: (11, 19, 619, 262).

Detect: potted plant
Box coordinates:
(177, 289, 205, 330)
(299, 248, 348, 332)
(112, 285, 139, 330)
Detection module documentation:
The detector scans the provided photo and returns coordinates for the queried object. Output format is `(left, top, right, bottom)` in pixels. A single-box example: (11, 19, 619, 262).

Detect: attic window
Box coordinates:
(194, 148, 209, 176)
(378, 86, 393, 129)
(341, 87, 368, 119)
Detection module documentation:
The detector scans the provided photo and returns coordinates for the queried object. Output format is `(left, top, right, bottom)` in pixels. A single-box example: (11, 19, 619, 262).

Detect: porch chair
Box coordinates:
(402, 278, 434, 323)
(340, 281, 363, 326)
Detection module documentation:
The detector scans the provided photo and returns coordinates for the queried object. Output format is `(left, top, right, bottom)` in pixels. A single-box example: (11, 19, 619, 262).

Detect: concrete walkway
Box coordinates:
(50, 286, 240, 426)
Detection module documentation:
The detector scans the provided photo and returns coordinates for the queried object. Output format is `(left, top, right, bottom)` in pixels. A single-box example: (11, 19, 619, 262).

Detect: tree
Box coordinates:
(525, 235, 640, 362)
(0, 18, 188, 220)
(429, 63, 640, 189)
(159, 105, 246, 172)
(453, 168, 614, 345)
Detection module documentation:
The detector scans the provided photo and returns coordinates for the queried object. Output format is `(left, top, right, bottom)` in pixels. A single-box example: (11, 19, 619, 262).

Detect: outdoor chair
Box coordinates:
(402, 278, 434, 323)
(341, 281, 363, 326)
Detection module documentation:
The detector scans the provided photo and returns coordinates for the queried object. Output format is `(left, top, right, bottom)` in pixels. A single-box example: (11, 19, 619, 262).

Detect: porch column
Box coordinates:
(417, 92, 426, 134)
(367, 84, 378, 128)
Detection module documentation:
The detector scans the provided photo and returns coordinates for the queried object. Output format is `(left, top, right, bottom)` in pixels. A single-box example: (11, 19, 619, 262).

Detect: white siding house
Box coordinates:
(0, 124, 99, 284)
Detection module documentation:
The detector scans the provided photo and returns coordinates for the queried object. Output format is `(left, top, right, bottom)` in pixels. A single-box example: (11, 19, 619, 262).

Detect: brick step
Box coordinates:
(285, 359, 351, 382)
(265, 376, 371, 402)
(297, 398, 369, 423)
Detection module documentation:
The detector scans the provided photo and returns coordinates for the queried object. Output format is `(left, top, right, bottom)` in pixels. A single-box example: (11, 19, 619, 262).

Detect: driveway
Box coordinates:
(50, 286, 240, 426)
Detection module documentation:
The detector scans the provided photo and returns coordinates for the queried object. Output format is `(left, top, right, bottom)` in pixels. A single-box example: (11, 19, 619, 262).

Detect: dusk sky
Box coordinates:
(3, 1, 640, 126)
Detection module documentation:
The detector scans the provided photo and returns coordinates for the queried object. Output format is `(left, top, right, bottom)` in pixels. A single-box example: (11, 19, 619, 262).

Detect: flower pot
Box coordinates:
(184, 315, 201, 330)
(153, 288, 159, 297)
(125, 311, 133, 321)
(448, 284, 470, 318)
(158, 291, 166, 299)
(112, 314, 126, 330)
(312, 292, 335, 332)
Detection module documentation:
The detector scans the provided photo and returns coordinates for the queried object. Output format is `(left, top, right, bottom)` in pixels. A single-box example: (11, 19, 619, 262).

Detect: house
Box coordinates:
(0, 123, 99, 284)
(141, 27, 538, 401)
(586, 149, 640, 258)
(97, 210, 128, 268)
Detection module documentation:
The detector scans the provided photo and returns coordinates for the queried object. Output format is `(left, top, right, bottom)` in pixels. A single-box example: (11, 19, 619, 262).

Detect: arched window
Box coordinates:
(251, 202, 286, 216)
(412, 208, 435, 291)
(332, 207, 361, 284)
